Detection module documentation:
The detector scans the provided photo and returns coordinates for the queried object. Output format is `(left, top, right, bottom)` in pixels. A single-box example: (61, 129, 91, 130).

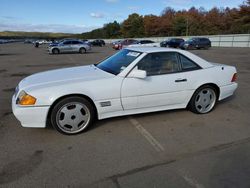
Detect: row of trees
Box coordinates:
(0, 31, 78, 39)
(81, 0, 250, 39)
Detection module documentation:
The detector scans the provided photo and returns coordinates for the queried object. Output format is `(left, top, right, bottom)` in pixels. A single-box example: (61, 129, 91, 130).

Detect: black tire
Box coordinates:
(188, 85, 218, 114)
(50, 96, 95, 135)
(79, 47, 86, 54)
(52, 48, 59, 54)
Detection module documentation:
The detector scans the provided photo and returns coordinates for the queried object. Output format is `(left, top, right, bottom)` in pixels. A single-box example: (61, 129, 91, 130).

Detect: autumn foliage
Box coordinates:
(82, 1, 250, 39)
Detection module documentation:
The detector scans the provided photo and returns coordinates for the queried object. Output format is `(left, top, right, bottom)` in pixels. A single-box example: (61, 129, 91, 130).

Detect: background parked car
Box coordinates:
(112, 39, 137, 50)
(128, 40, 160, 47)
(90, 39, 105, 47)
(180, 37, 211, 50)
(48, 39, 91, 54)
(112, 40, 121, 45)
(160, 38, 184, 48)
(24, 39, 35, 44)
(34, 40, 47, 45)
(133, 40, 155, 45)
(49, 39, 77, 47)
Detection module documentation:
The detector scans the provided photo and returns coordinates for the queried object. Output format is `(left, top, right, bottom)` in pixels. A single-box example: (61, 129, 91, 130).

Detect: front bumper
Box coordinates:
(12, 95, 50, 128)
(48, 48, 53, 54)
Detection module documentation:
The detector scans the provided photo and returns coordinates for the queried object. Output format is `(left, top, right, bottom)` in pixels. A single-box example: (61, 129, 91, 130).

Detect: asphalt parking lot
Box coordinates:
(0, 43, 250, 188)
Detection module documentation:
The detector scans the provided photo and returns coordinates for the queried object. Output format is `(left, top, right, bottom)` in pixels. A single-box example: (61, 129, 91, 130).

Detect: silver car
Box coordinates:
(48, 40, 91, 54)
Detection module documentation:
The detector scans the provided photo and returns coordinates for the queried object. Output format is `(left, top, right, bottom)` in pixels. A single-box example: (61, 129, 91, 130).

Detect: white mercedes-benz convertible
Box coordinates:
(12, 47, 237, 134)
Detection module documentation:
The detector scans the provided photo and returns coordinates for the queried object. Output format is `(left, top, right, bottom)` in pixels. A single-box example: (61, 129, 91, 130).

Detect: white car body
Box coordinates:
(12, 47, 237, 128)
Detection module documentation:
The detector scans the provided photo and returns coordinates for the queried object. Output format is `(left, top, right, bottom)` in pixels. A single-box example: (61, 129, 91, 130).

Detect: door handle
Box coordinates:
(175, 78, 187, 82)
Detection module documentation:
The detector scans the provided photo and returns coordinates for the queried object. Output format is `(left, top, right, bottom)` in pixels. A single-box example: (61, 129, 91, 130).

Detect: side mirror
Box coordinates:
(128, 69, 146, 79)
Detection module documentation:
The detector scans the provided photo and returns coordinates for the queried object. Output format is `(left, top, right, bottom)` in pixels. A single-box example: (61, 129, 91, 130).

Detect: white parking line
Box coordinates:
(128, 117, 165, 152)
(179, 171, 205, 188)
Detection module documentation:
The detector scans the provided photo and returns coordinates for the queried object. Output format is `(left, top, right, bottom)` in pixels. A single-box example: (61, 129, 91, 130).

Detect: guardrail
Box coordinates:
(103, 34, 250, 47)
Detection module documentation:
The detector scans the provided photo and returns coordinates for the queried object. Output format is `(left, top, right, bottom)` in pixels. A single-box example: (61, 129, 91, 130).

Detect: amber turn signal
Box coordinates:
(19, 93, 36, 105)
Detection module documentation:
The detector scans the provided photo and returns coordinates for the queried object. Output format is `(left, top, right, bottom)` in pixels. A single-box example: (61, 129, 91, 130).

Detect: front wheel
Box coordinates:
(189, 86, 217, 114)
(50, 97, 95, 135)
(79, 48, 86, 54)
(52, 48, 59, 54)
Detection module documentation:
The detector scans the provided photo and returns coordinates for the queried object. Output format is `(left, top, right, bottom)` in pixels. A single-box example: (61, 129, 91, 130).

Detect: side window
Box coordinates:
(63, 41, 71, 45)
(137, 52, 180, 76)
(193, 38, 198, 43)
(123, 40, 129, 45)
(72, 41, 80, 45)
(203, 38, 210, 43)
(179, 54, 200, 71)
(200, 38, 205, 43)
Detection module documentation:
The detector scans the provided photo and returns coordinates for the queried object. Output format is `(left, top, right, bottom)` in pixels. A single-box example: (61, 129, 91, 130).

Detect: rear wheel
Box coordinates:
(79, 47, 86, 54)
(50, 96, 95, 135)
(189, 85, 217, 114)
(52, 48, 59, 54)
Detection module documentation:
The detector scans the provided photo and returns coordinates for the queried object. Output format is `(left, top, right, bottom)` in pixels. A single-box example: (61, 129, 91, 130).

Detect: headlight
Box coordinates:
(17, 91, 37, 105)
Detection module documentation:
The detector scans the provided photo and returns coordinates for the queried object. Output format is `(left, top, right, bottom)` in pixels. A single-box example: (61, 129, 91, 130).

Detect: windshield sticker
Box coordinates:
(120, 66, 126, 71)
(127, 52, 140, 57)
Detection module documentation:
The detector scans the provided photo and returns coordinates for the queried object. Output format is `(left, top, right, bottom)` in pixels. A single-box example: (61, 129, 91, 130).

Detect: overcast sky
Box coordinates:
(0, 0, 245, 33)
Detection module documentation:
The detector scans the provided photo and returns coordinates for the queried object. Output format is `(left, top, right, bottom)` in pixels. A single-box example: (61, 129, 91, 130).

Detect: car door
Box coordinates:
(171, 39, 177, 47)
(197, 38, 202, 48)
(177, 39, 184, 47)
(121, 52, 190, 110)
(60, 41, 72, 52)
(71, 40, 81, 52)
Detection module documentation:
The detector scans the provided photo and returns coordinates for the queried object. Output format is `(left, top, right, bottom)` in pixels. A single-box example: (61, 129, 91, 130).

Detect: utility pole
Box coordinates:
(186, 17, 189, 36)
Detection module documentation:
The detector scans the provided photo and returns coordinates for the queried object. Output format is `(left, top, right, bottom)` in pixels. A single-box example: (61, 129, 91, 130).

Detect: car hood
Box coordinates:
(19, 65, 113, 90)
(49, 43, 59, 46)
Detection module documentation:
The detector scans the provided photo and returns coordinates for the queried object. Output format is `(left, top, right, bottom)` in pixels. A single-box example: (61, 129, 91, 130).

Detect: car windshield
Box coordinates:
(96, 49, 142, 75)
